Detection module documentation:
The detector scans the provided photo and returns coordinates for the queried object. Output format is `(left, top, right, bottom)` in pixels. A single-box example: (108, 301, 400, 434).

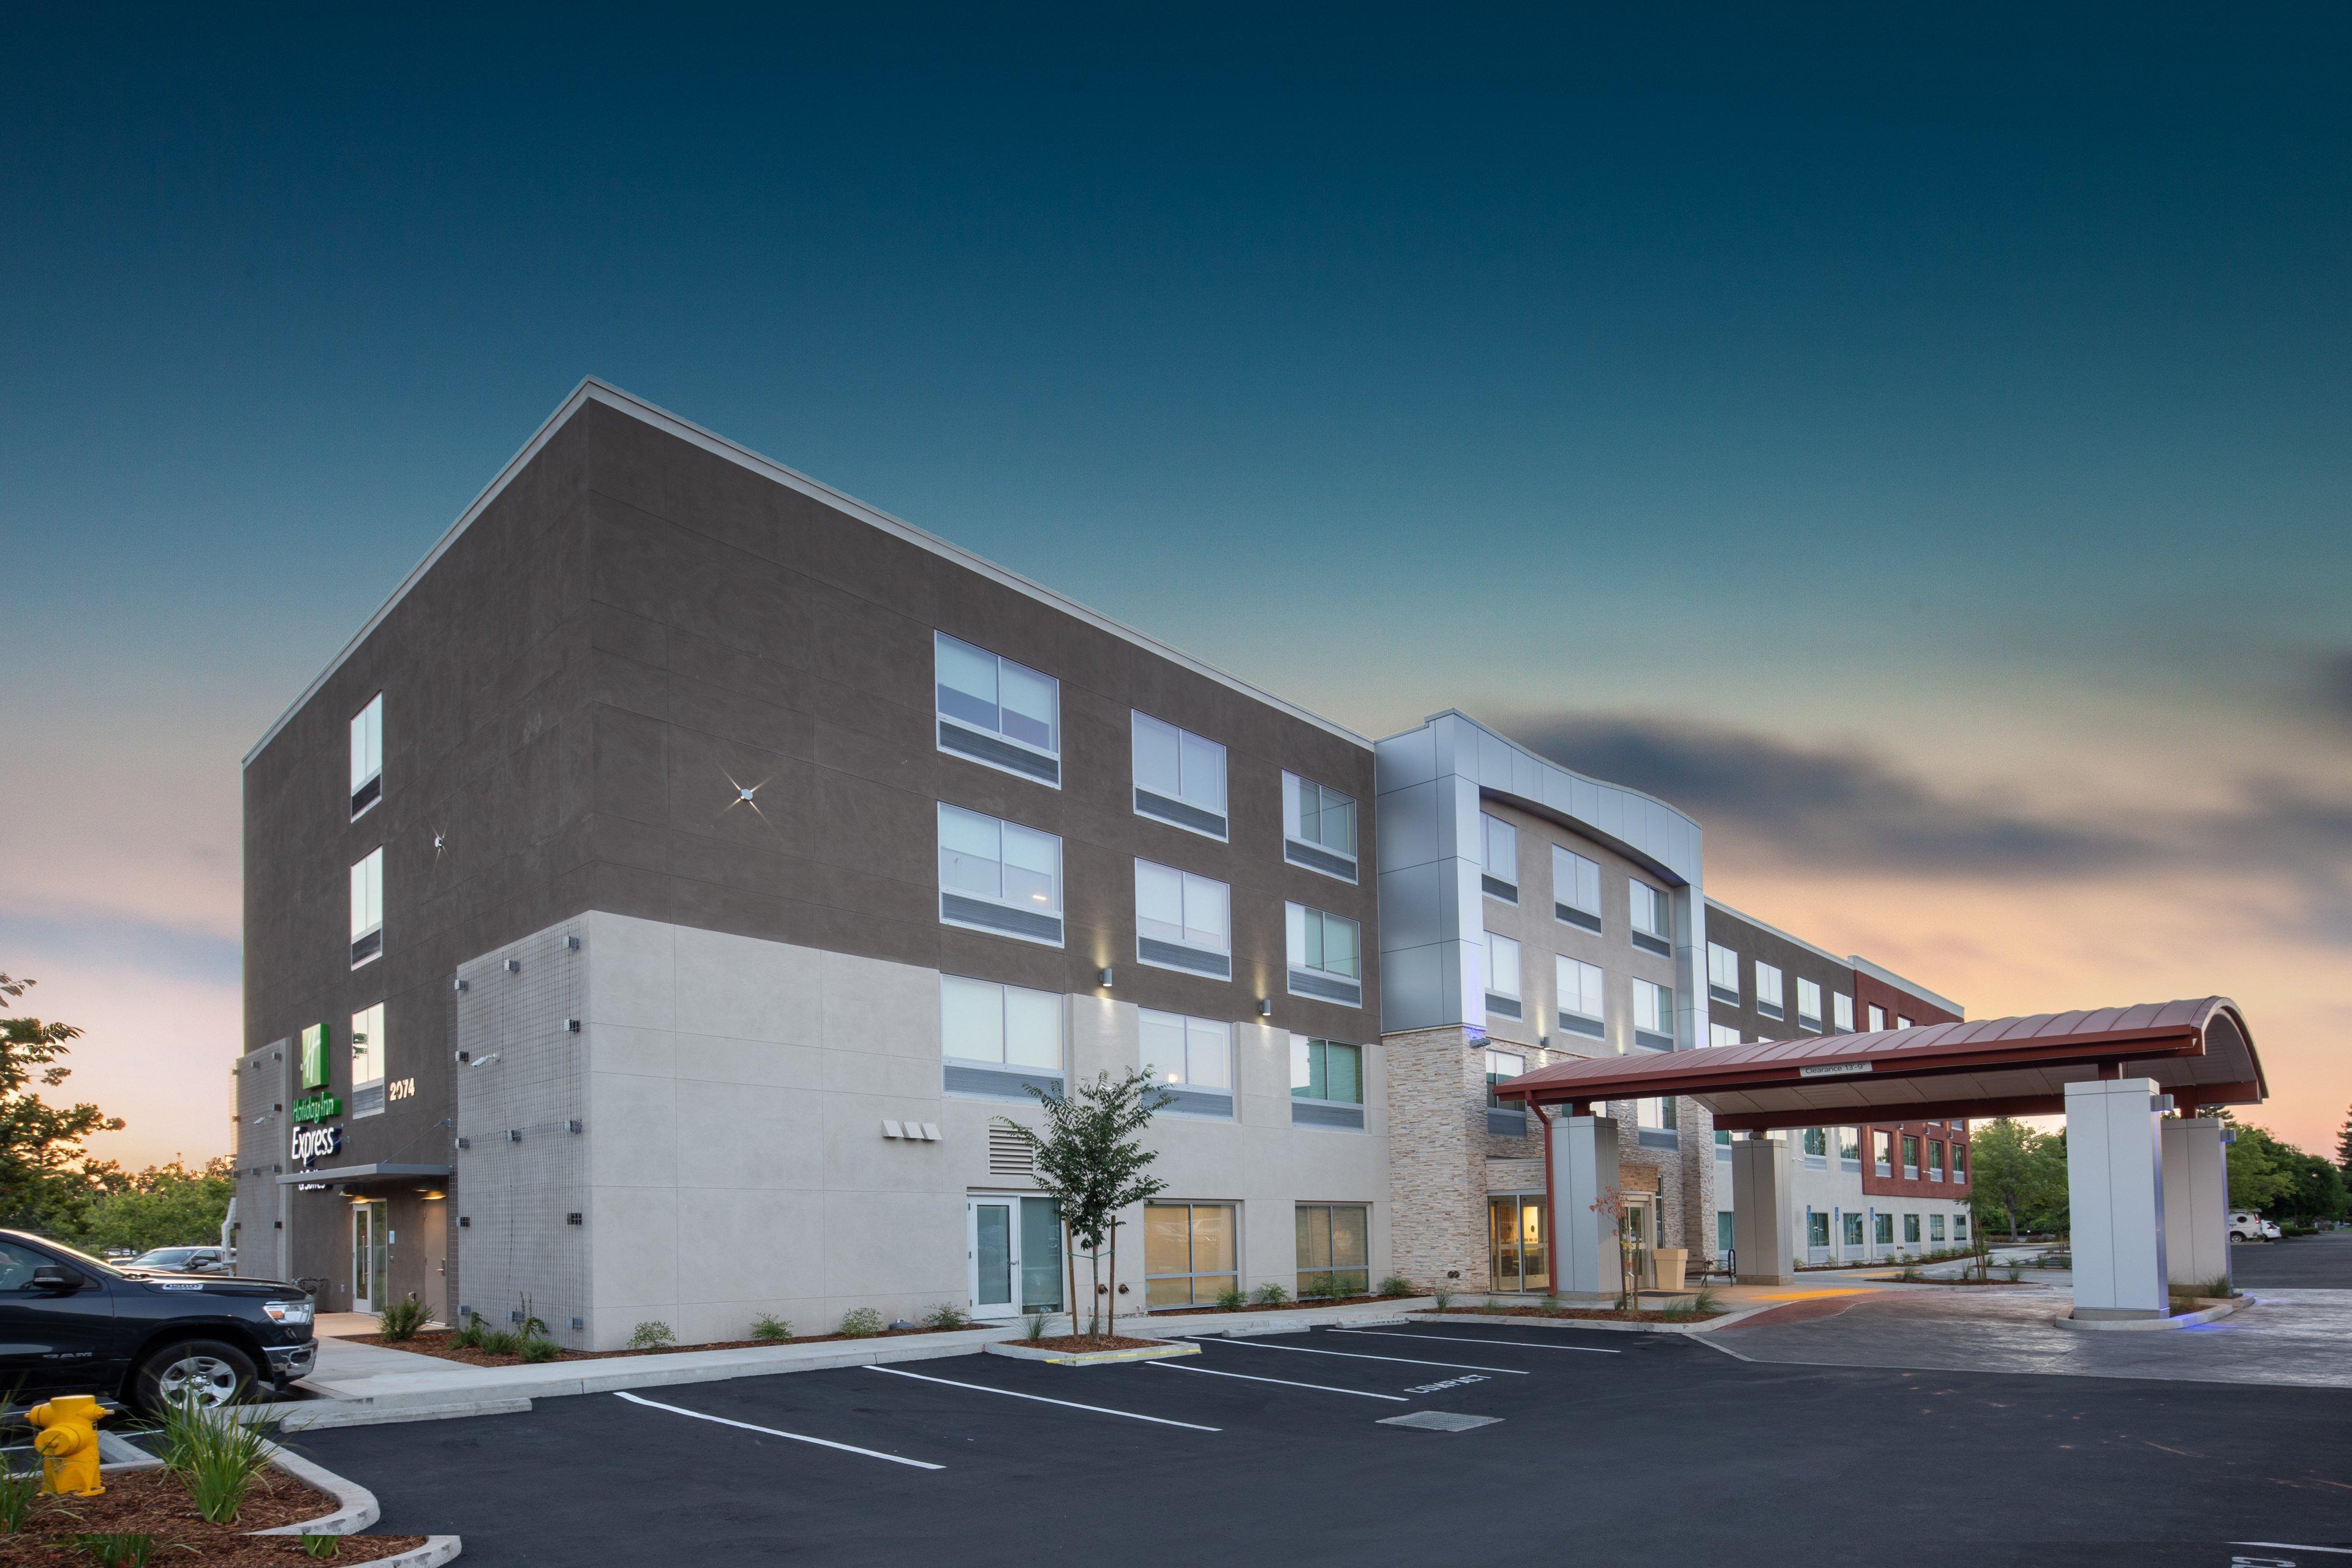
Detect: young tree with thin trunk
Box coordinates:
(993, 1068, 1172, 1337)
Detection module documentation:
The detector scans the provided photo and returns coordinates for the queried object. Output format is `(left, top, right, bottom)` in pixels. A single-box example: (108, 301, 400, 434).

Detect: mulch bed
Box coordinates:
(0, 1466, 426, 1564)
(1150, 1294, 1406, 1316)
(1425, 1305, 1726, 1324)
(348, 1322, 981, 1366)
(1019, 1335, 1168, 1353)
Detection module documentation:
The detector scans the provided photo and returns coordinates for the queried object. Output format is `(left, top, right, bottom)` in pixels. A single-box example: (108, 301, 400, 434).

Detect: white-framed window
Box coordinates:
(1483, 932, 1522, 1019)
(1796, 977, 1823, 1029)
(1637, 1096, 1676, 1132)
(1708, 1022, 1740, 1049)
(1706, 943, 1740, 1002)
(1930, 1214, 1947, 1243)
(350, 693, 383, 820)
(349, 1001, 386, 1118)
(937, 804, 1064, 946)
(1953, 1212, 1969, 1240)
(1551, 845, 1602, 931)
(1833, 992, 1855, 1032)
(1874, 1129, 1893, 1175)
(1485, 1048, 1524, 1108)
(1633, 979, 1675, 1048)
(1842, 1212, 1865, 1248)
(1283, 773, 1358, 881)
(349, 848, 383, 968)
(1896, 1015, 1914, 1031)
(1802, 1127, 1828, 1158)
(1755, 962, 1785, 1019)
(1140, 1010, 1234, 1107)
(941, 974, 1064, 1090)
(1953, 1141, 1969, 1181)
(1838, 1127, 1861, 1164)
(1480, 814, 1518, 902)
(1131, 712, 1227, 839)
(1902, 1134, 1920, 1178)
(1291, 1038, 1366, 1130)
(934, 631, 1060, 786)
(1555, 955, 1605, 1038)
(1134, 859, 1231, 978)
(1904, 1213, 1922, 1244)
(1875, 1212, 1895, 1245)
(1868, 1004, 1886, 1032)
(1286, 904, 1363, 1006)
(1629, 880, 1671, 953)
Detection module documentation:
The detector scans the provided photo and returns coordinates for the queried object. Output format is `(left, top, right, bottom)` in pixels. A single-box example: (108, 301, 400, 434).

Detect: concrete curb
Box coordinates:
(2054, 1297, 2245, 1332)
(984, 1340, 1200, 1365)
(253, 1441, 381, 1533)
(1415, 1307, 1777, 1336)
(1150, 1300, 1431, 1338)
(256, 1396, 536, 1432)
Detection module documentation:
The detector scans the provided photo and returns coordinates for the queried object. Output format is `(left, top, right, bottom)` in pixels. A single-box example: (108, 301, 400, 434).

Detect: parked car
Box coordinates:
(2228, 1212, 2281, 1242)
(0, 1229, 315, 1413)
(126, 1246, 232, 1275)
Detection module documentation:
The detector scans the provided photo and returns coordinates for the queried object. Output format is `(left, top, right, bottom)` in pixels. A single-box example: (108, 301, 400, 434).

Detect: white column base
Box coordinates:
(2161, 1117, 2230, 1293)
(1549, 1115, 1622, 1298)
(1730, 1137, 1795, 1285)
(2066, 1078, 2169, 1319)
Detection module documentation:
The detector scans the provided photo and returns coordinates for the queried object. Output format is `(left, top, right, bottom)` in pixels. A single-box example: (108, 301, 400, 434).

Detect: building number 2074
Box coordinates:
(387, 1077, 417, 1101)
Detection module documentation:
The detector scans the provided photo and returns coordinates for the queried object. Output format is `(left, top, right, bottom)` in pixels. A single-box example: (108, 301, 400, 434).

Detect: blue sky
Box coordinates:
(5, 5, 2348, 1163)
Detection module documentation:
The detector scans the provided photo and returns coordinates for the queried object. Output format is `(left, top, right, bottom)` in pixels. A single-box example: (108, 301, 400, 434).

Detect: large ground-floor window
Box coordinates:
(1875, 1213, 1894, 1246)
(1489, 1195, 1548, 1292)
(1842, 1212, 1864, 1248)
(1145, 1202, 1238, 1308)
(1903, 1213, 1922, 1244)
(1296, 1203, 1370, 1297)
(1716, 1211, 1734, 1256)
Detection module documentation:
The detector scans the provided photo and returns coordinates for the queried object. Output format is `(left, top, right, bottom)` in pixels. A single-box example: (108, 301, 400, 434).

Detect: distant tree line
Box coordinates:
(1969, 1109, 2351, 1238)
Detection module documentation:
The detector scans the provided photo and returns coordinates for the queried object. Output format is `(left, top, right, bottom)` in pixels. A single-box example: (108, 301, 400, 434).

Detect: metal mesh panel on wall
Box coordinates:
(233, 1040, 292, 1281)
(452, 919, 589, 1348)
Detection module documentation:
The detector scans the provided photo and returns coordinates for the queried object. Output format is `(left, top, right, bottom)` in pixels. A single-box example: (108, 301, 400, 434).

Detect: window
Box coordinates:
(1552, 846, 1602, 931)
(1928, 1140, 1946, 1182)
(1868, 1004, 1886, 1032)
(1491, 1195, 1550, 1292)
(1717, 1211, 1735, 1256)
(1286, 903, 1363, 1006)
(1485, 1049, 1524, 1109)
(1954, 1213, 1969, 1241)
(1896, 1015, 1914, 1031)
(1131, 712, 1227, 838)
(1140, 1011, 1233, 1114)
(1629, 880, 1671, 955)
(1296, 1204, 1371, 1298)
(1904, 1213, 1921, 1245)
(1842, 1212, 1864, 1248)
(1796, 978, 1823, 1029)
(941, 975, 1063, 1096)
(1706, 943, 1740, 1005)
(1292, 1038, 1365, 1129)
(1901, 1134, 1920, 1178)
(349, 693, 383, 819)
(1556, 956, 1605, 1038)
(349, 848, 383, 968)
(1833, 992, 1854, 1032)
(1874, 1129, 1893, 1176)
(1754, 963, 1784, 1020)
(1144, 1202, 1237, 1308)
(938, 804, 1064, 945)
(1930, 1214, 1947, 1243)
(1480, 814, 1518, 902)
(934, 631, 1060, 785)
(1708, 1022, 1740, 1049)
(1953, 1142, 1969, 1182)
(1801, 1127, 1827, 1159)
(1134, 860, 1231, 978)
(1482, 932, 1521, 1020)
(1838, 1128, 1861, 1166)
(1633, 979, 1675, 1050)
(349, 1001, 386, 1118)
(1637, 1096, 1676, 1134)
(1283, 773, 1358, 880)
(1807, 1212, 1831, 1249)
(1875, 1213, 1894, 1246)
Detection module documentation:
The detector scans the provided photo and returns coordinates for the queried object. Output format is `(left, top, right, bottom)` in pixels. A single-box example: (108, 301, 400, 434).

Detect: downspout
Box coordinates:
(1534, 1101, 1555, 1253)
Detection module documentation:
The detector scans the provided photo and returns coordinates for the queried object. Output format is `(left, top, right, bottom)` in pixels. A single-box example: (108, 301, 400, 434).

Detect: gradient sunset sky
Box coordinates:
(5, 7, 2348, 1169)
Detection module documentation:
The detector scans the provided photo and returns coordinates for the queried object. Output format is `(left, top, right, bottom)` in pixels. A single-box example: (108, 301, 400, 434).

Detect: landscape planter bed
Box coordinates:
(984, 1335, 1198, 1365)
(1150, 1294, 1408, 1316)
(351, 1322, 985, 1366)
(1423, 1305, 1726, 1325)
(0, 1467, 427, 1564)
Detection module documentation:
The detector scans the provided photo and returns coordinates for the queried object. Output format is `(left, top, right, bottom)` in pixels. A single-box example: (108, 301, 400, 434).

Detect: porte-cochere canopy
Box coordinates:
(1494, 997, 2263, 1133)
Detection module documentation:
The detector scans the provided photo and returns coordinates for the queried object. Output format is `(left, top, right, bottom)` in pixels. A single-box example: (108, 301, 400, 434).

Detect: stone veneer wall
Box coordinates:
(1384, 1024, 1487, 1289)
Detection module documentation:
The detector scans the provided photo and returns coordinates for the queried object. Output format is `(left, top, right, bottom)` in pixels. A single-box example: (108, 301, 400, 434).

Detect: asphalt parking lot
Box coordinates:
(291, 1322, 2352, 1567)
(2233, 1231, 2352, 1289)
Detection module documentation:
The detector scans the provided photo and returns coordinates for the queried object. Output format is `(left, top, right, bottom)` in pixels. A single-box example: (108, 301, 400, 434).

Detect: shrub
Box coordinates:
(1213, 1284, 1248, 1311)
(922, 1303, 972, 1331)
(158, 1396, 276, 1525)
(301, 1536, 343, 1560)
(1377, 1275, 1414, 1299)
(837, 1308, 886, 1338)
(1431, 1286, 1455, 1311)
(0, 1462, 38, 1532)
(448, 1312, 486, 1350)
(2005, 1262, 2024, 1282)
(61, 1534, 165, 1567)
(750, 1314, 793, 1343)
(1897, 1266, 1921, 1283)
(516, 1297, 548, 1340)
(1250, 1283, 1291, 1307)
(1297, 1273, 1335, 1301)
(1539, 1292, 1562, 1313)
(475, 1326, 522, 1357)
(626, 1321, 677, 1351)
(1022, 1311, 1051, 1343)
(375, 1293, 429, 1342)
(519, 1336, 561, 1363)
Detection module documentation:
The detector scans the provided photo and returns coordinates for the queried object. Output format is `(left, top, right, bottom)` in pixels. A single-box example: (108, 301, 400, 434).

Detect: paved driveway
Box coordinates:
(288, 1324, 2352, 1567)
(2232, 1231, 2352, 1289)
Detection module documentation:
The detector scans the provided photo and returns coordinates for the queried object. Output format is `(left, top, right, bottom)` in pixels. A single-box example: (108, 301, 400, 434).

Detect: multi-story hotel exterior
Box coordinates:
(233, 380, 1977, 1340)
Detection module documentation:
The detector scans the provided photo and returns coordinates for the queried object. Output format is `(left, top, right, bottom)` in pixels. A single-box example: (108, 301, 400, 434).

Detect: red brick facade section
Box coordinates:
(1850, 967, 1969, 1201)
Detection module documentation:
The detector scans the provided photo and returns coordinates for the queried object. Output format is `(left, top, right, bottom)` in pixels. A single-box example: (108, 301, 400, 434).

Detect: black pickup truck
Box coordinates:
(0, 1227, 317, 1412)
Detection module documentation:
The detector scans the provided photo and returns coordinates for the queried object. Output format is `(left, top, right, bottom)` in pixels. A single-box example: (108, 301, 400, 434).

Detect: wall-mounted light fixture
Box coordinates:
(1098, 967, 1115, 988)
(1257, 998, 1273, 1018)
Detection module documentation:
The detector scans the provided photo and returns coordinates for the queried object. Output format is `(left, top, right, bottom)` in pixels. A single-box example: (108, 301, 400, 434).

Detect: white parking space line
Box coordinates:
(1331, 1329, 1621, 1355)
(1147, 1360, 1408, 1401)
(2233, 1545, 2352, 1556)
(613, 1390, 943, 1471)
(1206, 1338, 1528, 1375)
(864, 1364, 1222, 1431)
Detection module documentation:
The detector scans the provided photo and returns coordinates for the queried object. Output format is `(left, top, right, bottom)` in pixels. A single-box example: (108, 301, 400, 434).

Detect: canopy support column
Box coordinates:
(1548, 1113, 1620, 1300)
(2160, 1117, 2230, 1294)
(1730, 1134, 1795, 1284)
(2064, 1078, 2169, 1319)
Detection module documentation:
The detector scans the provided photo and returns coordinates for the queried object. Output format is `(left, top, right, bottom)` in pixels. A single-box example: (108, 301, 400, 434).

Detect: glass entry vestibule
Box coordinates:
(967, 1195, 1063, 1321)
(1488, 1194, 1548, 1292)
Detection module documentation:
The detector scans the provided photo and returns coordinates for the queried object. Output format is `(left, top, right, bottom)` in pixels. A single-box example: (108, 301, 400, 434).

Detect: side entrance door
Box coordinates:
(352, 1200, 388, 1314)
(967, 1196, 1064, 1322)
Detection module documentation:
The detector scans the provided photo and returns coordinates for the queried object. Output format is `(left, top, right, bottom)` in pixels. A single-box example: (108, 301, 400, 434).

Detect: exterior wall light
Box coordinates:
(1098, 967, 1115, 987)
(1257, 998, 1273, 1018)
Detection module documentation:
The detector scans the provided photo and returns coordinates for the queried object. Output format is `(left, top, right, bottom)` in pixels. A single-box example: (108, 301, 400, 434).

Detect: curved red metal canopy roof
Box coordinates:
(1494, 997, 2263, 1132)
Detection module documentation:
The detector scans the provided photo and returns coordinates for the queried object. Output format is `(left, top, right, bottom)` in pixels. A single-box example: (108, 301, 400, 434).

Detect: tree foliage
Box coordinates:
(2225, 1116, 2348, 1224)
(0, 973, 126, 1234)
(993, 1069, 1172, 1332)
(71, 1156, 237, 1254)
(1967, 1118, 2068, 1237)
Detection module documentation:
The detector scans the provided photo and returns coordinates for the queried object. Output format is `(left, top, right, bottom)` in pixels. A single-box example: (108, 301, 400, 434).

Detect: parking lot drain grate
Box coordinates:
(1378, 1411, 1502, 1433)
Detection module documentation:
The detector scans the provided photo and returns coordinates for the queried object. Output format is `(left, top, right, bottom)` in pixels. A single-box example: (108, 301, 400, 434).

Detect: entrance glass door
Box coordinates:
(968, 1196, 1063, 1322)
(352, 1200, 388, 1314)
(1487, 1195, 1548, 1292)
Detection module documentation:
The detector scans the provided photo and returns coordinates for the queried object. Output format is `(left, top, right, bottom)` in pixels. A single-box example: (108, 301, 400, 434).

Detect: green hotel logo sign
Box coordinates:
(300, 1022, 331, 1090)
(290, 1091, 342, 1124)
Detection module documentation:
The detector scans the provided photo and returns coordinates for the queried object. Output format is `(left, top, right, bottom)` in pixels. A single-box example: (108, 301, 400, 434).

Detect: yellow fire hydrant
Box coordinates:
(28, 1395, 108, 1497)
